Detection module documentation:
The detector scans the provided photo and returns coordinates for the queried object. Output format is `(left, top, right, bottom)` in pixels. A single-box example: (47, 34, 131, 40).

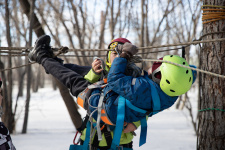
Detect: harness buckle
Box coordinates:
(73, 131, 82, 145)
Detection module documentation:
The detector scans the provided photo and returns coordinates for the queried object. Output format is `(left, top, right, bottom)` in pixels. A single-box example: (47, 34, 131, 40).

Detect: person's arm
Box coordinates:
(84, 69, 101, 83)
(106, 57, 151, 102)
(84, 59, 107, 83)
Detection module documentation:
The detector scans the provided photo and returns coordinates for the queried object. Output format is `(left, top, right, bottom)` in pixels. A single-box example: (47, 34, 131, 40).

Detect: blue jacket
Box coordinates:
(89, 57, 196, 124)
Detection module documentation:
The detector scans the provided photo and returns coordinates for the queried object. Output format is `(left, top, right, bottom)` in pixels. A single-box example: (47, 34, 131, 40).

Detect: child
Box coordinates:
(28, 35, 197, 149)
(28, 35, 139, 149)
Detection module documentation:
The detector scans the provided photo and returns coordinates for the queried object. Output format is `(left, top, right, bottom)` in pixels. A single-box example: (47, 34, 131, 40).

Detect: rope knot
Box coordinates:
(22, 48, 30, 53)
(54, 46, 69, 57)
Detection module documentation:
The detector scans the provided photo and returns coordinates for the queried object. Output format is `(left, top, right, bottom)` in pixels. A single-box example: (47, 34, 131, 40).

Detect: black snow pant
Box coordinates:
(42, 58, 91, 97)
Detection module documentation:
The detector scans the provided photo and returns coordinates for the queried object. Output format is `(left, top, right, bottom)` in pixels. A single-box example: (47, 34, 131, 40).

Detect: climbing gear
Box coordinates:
(91, 124, 113, 149)
(74, 72, 161, 149)
(70, 121, 92, 150)
(123, 76, 161, 147)
(73, 131, 82, 145)
(159, 55, 193, 96)
(100, 105, 115, 126)
(76, 79, 108, 110)
(151, 55, 193, 96)
(110, 76, 161, 148)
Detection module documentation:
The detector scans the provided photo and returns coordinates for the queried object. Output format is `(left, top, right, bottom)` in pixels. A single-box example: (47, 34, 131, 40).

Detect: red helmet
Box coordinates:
(108, 38, 132, 49)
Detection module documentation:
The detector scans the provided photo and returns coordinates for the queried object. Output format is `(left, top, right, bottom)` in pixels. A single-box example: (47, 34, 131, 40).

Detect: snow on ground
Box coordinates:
(11, 87, 198, 150)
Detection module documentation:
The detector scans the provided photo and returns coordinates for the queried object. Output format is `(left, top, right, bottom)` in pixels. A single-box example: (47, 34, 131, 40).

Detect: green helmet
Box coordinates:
(159, 55, 193, 96)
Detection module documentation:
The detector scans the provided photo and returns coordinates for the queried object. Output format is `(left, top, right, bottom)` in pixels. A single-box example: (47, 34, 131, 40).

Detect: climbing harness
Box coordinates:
(71, 72, 162, 149)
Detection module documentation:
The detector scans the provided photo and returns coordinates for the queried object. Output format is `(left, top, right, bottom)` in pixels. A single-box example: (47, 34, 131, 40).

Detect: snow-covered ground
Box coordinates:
(11, 86, 198, 150)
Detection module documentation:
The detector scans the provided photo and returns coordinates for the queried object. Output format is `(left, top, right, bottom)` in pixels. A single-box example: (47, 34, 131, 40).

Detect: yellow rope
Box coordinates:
(201, 5, 225, 24)
(202, 5, 225, 9)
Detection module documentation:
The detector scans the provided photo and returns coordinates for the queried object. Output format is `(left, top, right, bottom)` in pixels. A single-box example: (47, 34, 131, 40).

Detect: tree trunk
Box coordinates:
(98, 0, 109, 52)
(197, 1, 225, 149)
(19, 0, 45, 37)
(19, 0, 82, 130)
(22, 0, 35, 134)
(53, 78, 82, 129)
(3, 0, 15, 134)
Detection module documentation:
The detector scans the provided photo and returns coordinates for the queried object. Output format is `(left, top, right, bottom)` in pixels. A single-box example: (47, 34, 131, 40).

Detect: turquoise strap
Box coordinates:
(139, 117, 147, 146)
(144, 76, 161, 115)
(126, 100, 147, 114)
(125, 100, 147, 146)
(83, 121, 91, 149)
(69, 145, 85, 150)
(69, 121, 91, 150)
(110, 96, 126, 149)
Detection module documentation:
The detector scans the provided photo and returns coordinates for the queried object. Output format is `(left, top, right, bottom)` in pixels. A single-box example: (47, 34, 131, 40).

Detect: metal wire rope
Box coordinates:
(0, 38, 225, 52)
(0, 38, 224, 80)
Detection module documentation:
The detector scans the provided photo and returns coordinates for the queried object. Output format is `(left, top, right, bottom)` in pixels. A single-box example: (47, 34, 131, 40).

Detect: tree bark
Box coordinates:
(22, 0, 35, 134)
(53, 78, 82, 129)
(197, 1, 225, 149)
(98, 0, 109, 50)
(19, 0, 45, 37)
(2, 0, 15, 134)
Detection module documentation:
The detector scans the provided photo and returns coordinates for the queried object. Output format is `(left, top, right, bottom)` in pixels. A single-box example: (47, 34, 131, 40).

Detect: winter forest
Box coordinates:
(0, 0, 224, 150)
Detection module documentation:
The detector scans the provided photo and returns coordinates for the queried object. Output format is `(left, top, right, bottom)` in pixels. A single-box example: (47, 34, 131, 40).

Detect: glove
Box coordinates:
(117, 42, 138, 60)
(28, 35, 54, 64)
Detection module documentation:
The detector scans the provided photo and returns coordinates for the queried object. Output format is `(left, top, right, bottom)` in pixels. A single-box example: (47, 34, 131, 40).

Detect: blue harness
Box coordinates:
(70, 76, 161, 150)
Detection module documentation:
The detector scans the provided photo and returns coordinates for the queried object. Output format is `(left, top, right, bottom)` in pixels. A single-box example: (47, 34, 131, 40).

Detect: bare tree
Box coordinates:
(98, 0, 109, 51)
(18, 0, 83, 131)
(22, 0, 35, 134)
(2, 0, 15, 134)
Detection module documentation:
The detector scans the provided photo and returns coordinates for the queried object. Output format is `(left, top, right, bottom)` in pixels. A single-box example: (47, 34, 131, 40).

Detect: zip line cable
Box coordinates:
(0, 38, 225, 80)
(0, 38, 225, 52)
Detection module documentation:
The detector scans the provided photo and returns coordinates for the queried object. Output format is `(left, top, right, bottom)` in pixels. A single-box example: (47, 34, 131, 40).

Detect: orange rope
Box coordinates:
(201, 5, 225, 24)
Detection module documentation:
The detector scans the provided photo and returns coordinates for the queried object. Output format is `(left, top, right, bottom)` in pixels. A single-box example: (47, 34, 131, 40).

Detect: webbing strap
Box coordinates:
(125, 100, 147, 146)
(110, 96, 126, 150)
(124, 76, 161, 147)
(88, 82, 107, 89)
(144, 76, 161, 115)
(125, 100, 147, 114)
(139, 117, 147, 146)
(83, 121, 91, 149)
(96, 92, 105, 141)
